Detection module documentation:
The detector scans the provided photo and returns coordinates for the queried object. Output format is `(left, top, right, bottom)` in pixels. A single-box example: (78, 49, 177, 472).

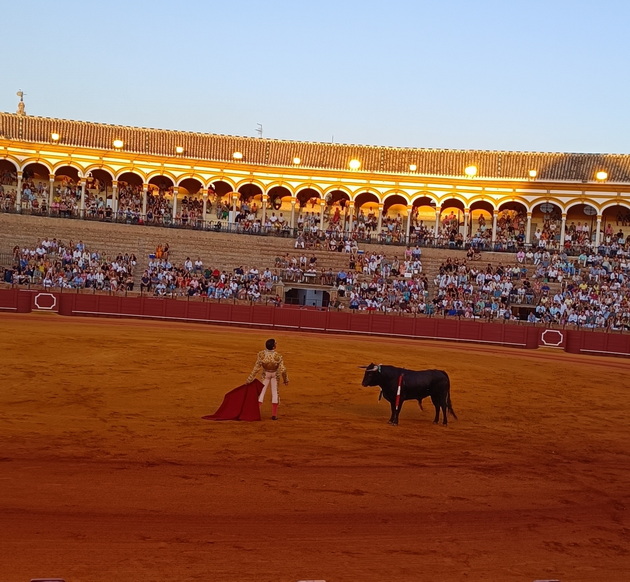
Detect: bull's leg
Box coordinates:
(393, 400, 403, 425)
(430, 395, 441, 424)
(441, 401, 448, 425)
(388, 401, 397, 425)
(388, 400, 402, 425)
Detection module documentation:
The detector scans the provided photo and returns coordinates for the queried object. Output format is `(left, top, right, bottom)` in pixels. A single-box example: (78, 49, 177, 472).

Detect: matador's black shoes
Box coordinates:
(271, 416, 278, 420)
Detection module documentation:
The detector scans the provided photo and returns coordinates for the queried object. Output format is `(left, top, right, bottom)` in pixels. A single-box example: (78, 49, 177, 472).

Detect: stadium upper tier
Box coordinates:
(2, 112, 630, 183)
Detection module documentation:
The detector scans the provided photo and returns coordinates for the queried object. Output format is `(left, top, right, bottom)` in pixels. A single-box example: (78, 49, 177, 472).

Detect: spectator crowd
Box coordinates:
(3, 224, 630, 331)
(5, 239, 136, 290)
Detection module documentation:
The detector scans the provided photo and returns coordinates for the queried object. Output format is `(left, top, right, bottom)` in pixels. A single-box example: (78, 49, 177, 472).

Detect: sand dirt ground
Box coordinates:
(1, 313, 629, 582)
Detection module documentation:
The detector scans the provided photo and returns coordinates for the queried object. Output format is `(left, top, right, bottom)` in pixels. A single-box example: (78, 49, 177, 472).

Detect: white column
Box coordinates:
(202, 190, 208, 223)
(79, 179, 86, 216)
(464, 208, 470, 237)
(347, 202, 354, 232)
(49, 174, 55, 209)
(377, 203, 384, 234)
(526, 212, 532, 244)
(112, 181, 119, 214)
(142, 184, 148, 217)
(560, 214, 567, 247)
(319, 200, 326, 230)
(595, 216, 602, 248)
(434, 207, 441, 241)
(290, 198, 297, 229)
(405, 204, 413, 241)
(491, 210, 498, 243)
(16, 171, 23, 212)
(232, 192, 238, 215)
(172, 187, 179, 219)
(262, 194, 268, 225)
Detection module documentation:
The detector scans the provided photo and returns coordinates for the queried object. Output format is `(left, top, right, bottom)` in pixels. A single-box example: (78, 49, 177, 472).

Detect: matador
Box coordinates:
(246, 338, 289, 420)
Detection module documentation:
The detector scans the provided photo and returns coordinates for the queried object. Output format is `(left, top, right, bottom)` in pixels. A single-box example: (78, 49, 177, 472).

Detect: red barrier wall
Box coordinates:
(391, 317, 414, 337)
(298, 310, 327, 330)
(565, 329, 630, 357)
(327, 311, 351, 332)
(16, 290, 33, 313)
(370, 314, 394, 335)
(5, 289, 628, 357)
(0, 288, 19, 312)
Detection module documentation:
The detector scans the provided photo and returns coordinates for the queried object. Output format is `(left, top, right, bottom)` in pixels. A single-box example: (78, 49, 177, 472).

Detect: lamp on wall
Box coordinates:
(464, 165, 478, 177)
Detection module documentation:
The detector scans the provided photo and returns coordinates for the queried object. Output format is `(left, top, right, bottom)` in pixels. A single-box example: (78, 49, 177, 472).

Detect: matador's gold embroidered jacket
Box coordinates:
(246, 349, 289, 384)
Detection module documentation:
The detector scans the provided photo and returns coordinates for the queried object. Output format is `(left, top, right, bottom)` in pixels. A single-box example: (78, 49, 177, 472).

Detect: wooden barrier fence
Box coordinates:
(1, 288, 628, 357)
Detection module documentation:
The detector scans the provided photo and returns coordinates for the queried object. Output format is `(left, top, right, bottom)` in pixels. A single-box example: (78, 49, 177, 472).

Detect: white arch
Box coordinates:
(465, 195, 500, 211)
(322, 184, 352, 197)
(295, 183, 325, 197)
(382, 190, 411, 206)
(114, 168, 147, 181)
(600, 200, 630, 214)
(436, 192, 468, 208)
(564, 199, 600, 214)
(145, 169, 176, 184)
(209, 176, 237, 191)
(20, 157, 53, 174)
(0, 154, 21, 171)
(266, 183, 294, 198)
(84, 165, 116, 180)
(497, 197, 530, 212)
(176, 173, 205, 187)
(527, 196, 565, 213)
(235, 178, 266, 193)
(352, 190, 381, 205)
(52, 161, 86, 177)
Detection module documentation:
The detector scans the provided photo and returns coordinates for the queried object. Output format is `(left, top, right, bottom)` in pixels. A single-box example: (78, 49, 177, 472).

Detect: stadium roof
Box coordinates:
(2, 112, 630, 183)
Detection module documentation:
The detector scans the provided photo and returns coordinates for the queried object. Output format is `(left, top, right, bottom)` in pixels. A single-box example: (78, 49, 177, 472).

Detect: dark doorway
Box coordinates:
(285, 288, 330, 308)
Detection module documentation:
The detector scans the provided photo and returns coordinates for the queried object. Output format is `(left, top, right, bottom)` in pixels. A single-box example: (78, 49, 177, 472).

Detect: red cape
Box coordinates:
(202, 380, 263, 421)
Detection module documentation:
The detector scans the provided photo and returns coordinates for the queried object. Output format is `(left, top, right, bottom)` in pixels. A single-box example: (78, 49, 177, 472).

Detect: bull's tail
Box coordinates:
(445, 374, 458, 420)
(447, 395, 458, 420)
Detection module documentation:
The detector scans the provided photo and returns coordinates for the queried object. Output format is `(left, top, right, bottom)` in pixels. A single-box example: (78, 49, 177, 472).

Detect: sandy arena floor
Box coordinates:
(0, 313, 629, 582)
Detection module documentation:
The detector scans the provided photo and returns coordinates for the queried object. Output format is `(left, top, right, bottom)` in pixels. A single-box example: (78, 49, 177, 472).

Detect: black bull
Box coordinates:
(360, 364, 457, 426)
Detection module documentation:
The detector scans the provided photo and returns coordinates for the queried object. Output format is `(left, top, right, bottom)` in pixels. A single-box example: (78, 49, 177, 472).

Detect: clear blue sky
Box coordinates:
(2, 0, 629, 154)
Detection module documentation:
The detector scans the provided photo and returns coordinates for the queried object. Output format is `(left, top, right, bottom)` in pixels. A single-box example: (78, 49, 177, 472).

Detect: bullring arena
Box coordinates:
(1, 312, 630, 581)
(1, 110, 630, 581)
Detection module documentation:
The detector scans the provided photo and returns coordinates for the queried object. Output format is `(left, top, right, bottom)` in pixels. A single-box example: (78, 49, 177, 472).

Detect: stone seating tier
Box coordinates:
(0, 214, 544, 298)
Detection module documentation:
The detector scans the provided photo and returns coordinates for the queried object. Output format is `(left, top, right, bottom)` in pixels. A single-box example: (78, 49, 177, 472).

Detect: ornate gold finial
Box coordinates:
(16, 90, 26, 116)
